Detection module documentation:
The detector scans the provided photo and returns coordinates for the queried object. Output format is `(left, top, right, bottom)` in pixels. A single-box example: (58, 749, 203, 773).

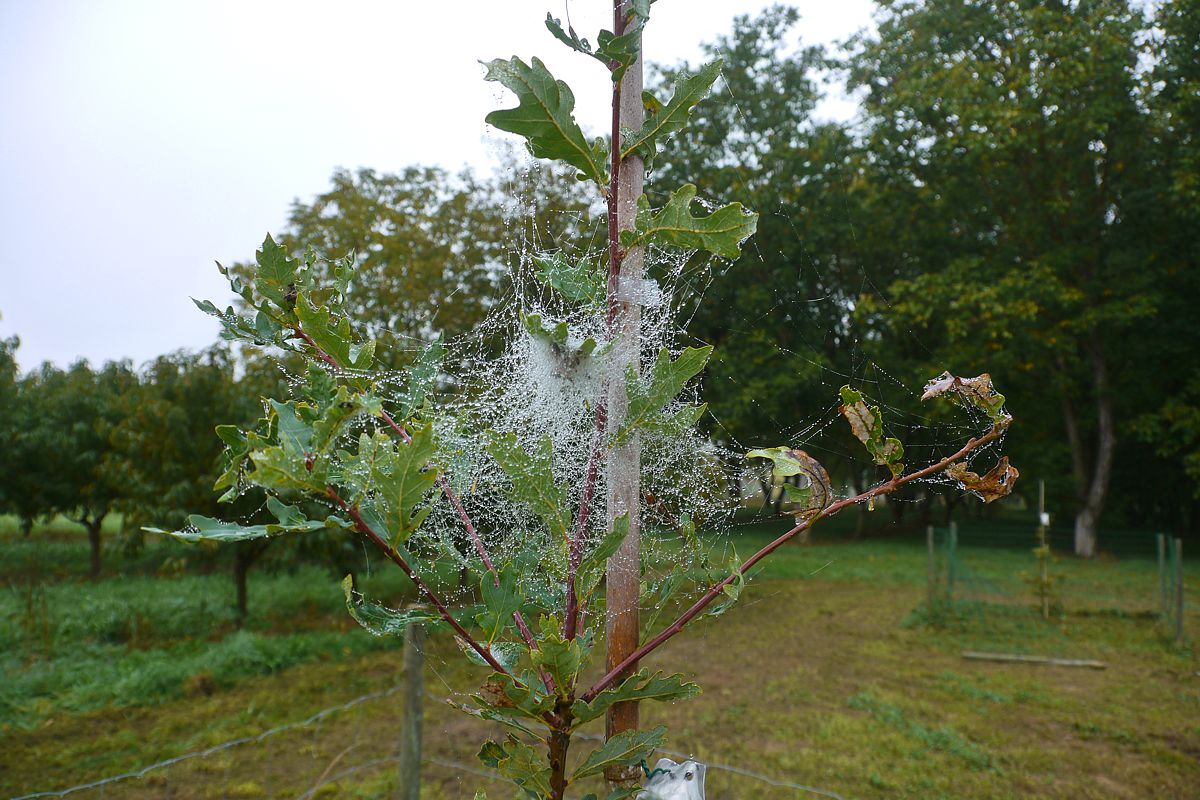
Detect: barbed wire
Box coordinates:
(10, 686, 853, 800)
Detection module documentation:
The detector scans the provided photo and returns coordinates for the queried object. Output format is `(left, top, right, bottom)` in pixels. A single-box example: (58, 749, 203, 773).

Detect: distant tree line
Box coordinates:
(2, 0, 1196, 567)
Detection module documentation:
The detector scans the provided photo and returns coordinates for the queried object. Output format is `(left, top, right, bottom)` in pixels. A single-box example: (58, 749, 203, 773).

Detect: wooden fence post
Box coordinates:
(1174, 538, 1185, 645)
(1158, 533, 1168, 619)
(946, 521, 958, 604)
(926, 525, 936, 610)
(398, 621, 424, 800)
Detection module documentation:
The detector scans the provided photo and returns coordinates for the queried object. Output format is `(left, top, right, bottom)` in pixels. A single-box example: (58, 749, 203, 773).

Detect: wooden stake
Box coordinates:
(946, 521, 958, 604)
(1174, 538, 1185, 645)
(1038, 479, 1049, 620)
(1158, 533, 1168, 620)
(605, 0, 645, 789)
(926, 524, 935, 610)
(398, 621, 424, 800)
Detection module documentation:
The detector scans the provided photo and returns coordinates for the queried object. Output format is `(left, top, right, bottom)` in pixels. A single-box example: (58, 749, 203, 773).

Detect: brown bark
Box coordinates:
(547, 722, 572, 800)
(1058, 380, 1088, 500)
(1073, 332, 1115, 558)
(233, 539, 270, 621)
(84, 513, 105, 579)
(604, 0, 645, 789)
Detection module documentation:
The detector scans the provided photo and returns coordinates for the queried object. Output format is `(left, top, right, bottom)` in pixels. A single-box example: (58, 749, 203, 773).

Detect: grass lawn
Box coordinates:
(2, 517, 1197, 798)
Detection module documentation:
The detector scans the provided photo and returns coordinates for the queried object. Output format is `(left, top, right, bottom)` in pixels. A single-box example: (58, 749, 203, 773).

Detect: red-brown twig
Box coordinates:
(325, 489, 516, 679)
(582, 424, 1007, 701)
(563, 6, 635, 644)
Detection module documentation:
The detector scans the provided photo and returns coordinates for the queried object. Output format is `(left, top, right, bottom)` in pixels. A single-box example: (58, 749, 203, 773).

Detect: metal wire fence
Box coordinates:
(919, 522, 1193, 657)
(10, 686, 849, 800)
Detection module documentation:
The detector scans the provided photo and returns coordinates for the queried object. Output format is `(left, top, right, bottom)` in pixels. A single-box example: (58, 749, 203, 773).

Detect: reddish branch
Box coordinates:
(291, 324, 550, 688)
(325, 489, 515, 678)
(581, 424, 1008, 701)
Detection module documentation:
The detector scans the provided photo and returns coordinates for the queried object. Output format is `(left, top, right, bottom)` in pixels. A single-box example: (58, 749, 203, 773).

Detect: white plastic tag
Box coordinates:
(640, 758, 705, 799)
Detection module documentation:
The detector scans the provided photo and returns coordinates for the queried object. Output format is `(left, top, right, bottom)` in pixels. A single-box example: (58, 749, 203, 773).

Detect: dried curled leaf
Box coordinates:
(946, 456, 1020, 503)
(921, 371, 1010, 427)
(838, 386, 904, 477)
(746, 447, 832, 519)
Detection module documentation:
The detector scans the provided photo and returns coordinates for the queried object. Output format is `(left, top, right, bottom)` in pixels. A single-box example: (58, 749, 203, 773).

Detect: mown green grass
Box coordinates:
(0, 563, 436, 730)
(2, 514, 1196, 798)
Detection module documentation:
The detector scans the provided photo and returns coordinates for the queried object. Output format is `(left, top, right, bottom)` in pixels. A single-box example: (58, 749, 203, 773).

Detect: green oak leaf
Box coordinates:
(294, 293, 376, 371)
(707, 549, 745, 618)
(534, 252, 606, 306)
(253, 233, 301, 311)
(475, 568, 523, 643)
(144, 499, 346, 543)
(477, 737, 553, 797)
(571, 671, 700, 725)
(458, 700, 543, 738)
(544, 13, 594, 57)
(475, 672, 555, 720)
(572, 725, 667, 780)
(621, 60, 722, 167)
(483, 56, 608, 186)
(365, 424, 439, 545)
(595, 27, 642, 82)
(544, 16, 642, 82)
(242, 400, 327, 493)
(620, 184, 757, 259)
(192, 299, 279, 348)
(311, 384, 381, 452)
(613, 346, 712, 446)
(486, 432, 572, 540)
(531, 616, 587, 695)
(520, 311, 569, 347)
(342, 575, 440, 636)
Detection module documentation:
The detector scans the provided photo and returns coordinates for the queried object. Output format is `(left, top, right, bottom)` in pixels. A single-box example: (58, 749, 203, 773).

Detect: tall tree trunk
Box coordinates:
(1073, 333, 1116, 558)
(85, 513, 105, 579)
(234, 554, 250, 621)
(233, 540, 270, 622)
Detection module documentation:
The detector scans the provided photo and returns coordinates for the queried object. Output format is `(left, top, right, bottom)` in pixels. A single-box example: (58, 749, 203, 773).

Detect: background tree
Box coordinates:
(1126, 0, 1200, 534)
(24, 360, 138, 576)
(846, 0, 1158, 555)
(230, 161, 600, 369)
(0, 334, 33, 534)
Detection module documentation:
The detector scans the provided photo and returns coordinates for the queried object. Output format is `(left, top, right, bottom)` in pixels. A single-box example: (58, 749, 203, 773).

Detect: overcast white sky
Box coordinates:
(0, 0, 875, 371)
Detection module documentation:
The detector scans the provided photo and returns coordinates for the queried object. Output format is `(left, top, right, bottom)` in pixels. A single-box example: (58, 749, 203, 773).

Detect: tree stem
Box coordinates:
(604, 0, 646, 787)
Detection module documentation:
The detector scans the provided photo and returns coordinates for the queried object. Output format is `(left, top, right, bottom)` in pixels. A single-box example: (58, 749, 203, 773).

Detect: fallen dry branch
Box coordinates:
(961, 651, 1107, 670)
